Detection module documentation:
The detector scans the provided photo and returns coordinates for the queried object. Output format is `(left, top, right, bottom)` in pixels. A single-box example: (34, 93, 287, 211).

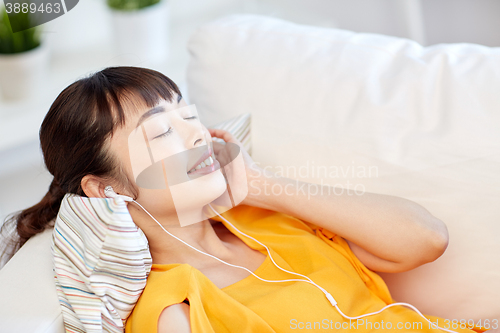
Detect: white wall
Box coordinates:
(422, 0, 500, 47)
(251, 0, 500, 46)
(40, 0, 500, 59)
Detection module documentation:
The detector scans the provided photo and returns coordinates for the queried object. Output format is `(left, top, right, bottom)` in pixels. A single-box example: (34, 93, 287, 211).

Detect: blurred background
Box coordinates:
(1, 0, 500, 224)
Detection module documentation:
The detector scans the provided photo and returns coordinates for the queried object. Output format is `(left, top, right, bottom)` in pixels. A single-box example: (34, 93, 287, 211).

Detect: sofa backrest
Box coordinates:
(186, 14, 500, 321)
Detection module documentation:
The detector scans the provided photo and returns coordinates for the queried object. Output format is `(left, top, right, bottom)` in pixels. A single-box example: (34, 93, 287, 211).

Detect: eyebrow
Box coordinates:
(135, 94, 183, 128)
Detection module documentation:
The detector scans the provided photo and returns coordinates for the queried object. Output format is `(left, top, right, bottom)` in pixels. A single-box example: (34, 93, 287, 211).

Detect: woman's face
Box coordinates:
(108, 95, 227, 227)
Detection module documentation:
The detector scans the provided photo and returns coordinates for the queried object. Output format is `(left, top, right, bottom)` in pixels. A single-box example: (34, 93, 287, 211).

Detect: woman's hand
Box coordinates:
(208, 128, 273, 208)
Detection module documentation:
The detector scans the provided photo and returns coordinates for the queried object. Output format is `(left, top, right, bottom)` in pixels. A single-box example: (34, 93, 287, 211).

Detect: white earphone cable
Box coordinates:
(207, 204, 338, 306)
(125, 195, 459, 333)
(131, 200, 330, 293)
(206, 204, 461, 333)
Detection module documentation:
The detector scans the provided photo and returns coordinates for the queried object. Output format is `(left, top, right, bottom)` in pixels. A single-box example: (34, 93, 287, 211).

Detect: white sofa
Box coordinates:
(1, 14, 499, 332)
(187, 14, 500, 325)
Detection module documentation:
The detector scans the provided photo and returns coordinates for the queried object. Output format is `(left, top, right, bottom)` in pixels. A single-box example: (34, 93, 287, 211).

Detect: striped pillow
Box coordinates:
(209, 113, 252, 156)
(52, 193, 152, 333)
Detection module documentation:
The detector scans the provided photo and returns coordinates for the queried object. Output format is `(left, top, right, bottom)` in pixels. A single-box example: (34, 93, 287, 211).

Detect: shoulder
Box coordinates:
(158, 302, 191, 333)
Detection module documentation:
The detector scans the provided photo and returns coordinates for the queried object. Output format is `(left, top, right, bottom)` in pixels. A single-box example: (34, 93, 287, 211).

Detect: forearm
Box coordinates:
(247, 173, 449, 266)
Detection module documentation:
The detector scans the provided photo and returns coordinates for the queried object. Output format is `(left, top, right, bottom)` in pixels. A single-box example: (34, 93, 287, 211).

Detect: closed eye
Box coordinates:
(153, 128, 173, 140)
(152, 117, 197, 140)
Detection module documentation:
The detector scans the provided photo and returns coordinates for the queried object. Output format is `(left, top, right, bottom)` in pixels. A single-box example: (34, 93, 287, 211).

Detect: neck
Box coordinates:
(136, 212, 233, 266)
(153, 220, 234, 265)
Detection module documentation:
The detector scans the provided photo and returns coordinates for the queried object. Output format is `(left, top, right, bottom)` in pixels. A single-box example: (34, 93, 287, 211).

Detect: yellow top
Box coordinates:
(125, 205, 488, 333)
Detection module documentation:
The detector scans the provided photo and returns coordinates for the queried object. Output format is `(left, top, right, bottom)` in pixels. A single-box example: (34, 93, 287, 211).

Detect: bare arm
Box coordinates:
(208, 128, 449, 273)
(158, 303, 191, 333)
(246, 173, 449, 273)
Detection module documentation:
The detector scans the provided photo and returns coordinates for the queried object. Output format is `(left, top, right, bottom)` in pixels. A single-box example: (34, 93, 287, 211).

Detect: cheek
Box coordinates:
(136, 188, 176, 211)
(132, 189, 178, 224)
(203, 126, 212, 143)
(110, 134, 140, 188)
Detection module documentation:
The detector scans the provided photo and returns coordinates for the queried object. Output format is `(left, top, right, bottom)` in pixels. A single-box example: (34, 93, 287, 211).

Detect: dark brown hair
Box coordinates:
(0, 66, 181, 264)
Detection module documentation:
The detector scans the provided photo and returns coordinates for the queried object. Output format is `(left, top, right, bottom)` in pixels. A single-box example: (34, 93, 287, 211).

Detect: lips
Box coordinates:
(187, 147, 216, 174)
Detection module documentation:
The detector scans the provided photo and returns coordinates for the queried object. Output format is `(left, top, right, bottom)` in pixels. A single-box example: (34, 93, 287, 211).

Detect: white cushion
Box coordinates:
(187, 14, 500, 321)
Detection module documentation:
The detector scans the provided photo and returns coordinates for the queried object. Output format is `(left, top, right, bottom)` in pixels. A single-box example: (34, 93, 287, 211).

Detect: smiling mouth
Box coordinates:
(187, 150, 219, 175)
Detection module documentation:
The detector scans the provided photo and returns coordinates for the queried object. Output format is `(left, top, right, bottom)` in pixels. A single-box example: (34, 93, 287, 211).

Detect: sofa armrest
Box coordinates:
(0, 228, 64, 333)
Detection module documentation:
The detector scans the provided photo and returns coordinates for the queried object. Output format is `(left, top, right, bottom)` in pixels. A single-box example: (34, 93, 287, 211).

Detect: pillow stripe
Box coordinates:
(209, 113, 252, 155)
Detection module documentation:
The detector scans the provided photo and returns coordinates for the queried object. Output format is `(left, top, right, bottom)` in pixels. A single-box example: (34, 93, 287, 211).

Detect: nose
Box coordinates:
(186, 124, 205, 149)
(177, 117, 205, 150)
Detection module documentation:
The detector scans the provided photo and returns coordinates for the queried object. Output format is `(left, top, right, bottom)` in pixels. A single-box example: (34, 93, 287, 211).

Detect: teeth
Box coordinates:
(188, 153, 215, 174)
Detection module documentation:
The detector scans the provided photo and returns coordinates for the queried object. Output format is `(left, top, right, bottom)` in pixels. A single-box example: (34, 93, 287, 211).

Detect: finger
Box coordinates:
(211, 141, 226, 154)
(208, 128, 239, 144)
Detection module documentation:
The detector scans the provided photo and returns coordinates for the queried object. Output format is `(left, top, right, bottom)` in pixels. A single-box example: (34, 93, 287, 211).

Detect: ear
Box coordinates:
(81, 175, 107, 198)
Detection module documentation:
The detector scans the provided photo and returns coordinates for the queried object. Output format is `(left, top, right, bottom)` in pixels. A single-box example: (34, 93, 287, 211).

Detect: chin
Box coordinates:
(169, 169, 228, 213)
(197, 169, 228, 204)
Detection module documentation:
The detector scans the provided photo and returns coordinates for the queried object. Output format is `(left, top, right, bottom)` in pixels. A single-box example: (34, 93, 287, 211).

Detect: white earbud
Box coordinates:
(104, 185, 134, 202)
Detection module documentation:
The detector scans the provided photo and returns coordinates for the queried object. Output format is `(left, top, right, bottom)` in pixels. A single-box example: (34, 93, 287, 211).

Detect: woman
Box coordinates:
(0, 67, 486, 333)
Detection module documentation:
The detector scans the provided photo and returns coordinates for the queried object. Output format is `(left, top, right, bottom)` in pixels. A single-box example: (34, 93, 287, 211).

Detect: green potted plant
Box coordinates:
(107, 0, 169, 63)
(0, 7, 49, 101)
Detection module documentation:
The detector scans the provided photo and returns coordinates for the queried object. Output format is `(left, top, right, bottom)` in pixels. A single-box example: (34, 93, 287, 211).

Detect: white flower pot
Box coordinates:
(110, 0, 170, 63)
(0, 42, 49, 101)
